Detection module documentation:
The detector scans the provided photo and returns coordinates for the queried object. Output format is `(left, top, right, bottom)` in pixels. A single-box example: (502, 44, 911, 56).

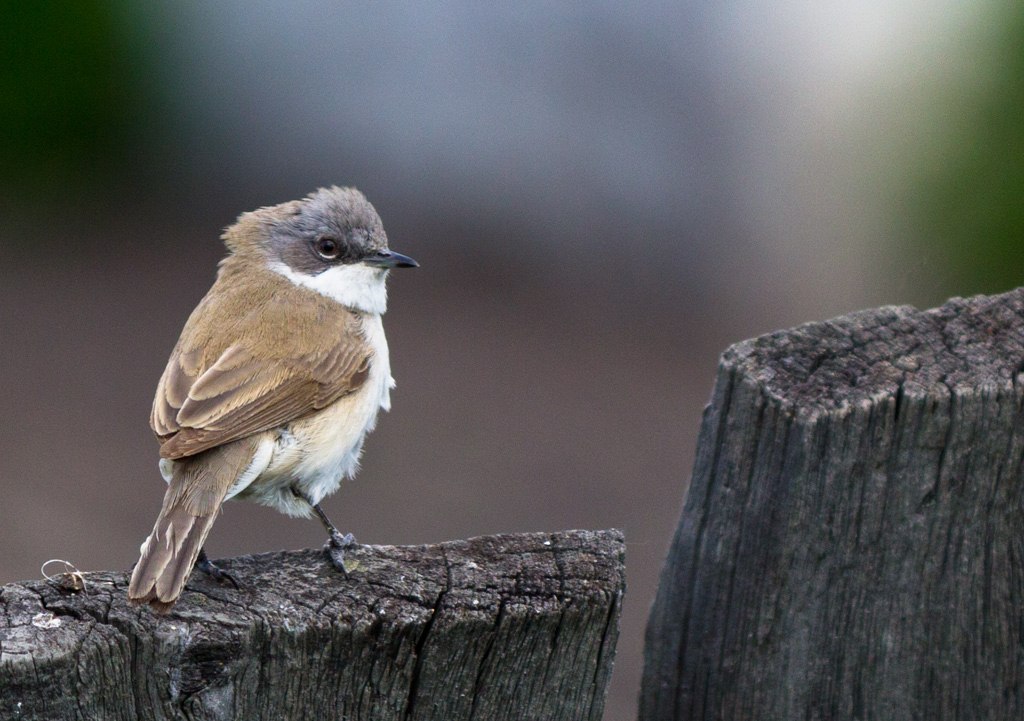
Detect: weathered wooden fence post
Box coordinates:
(0, 530, 624, 720)
(641, 288, 1024, 720)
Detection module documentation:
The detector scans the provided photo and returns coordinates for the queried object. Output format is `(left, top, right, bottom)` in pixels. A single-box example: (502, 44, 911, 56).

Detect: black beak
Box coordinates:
(364, 249, 419, 268)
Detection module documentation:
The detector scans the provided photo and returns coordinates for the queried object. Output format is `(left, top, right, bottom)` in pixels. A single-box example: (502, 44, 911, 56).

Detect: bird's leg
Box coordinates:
(291, 485, 357, 576)
(310, 500, 357, 549)
(195, 548, 240, 589)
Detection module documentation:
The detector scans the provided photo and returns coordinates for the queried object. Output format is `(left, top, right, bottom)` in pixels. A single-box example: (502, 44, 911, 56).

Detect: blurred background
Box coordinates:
(2, 2, 1023, 718)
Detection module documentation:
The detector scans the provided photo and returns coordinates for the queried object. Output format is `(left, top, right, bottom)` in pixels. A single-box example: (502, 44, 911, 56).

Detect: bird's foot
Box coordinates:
(330, 531, 357, 549)
(325, 532, 359, 578)
(196, 550, 240, 590)
(289, 485, 360, 577)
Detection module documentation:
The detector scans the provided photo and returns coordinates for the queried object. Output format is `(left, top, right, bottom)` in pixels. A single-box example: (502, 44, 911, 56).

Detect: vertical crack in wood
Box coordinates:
(466, 597, 506, 721)
(587, 586, 623, 721)
(403, 545, 451, 721)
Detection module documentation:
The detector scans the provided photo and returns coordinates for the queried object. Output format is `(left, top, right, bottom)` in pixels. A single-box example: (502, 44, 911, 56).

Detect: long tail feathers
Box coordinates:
(128, 502, 222, 613)
(129, 439, 255, 612)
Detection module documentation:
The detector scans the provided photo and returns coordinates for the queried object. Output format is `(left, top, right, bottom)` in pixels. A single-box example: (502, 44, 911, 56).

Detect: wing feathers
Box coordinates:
(176, 361, 279, 427)
(152, 349, 200, 437)
(188, 360, 263, 402)
(161, 383, 312, 460)
(167, 350, 201, 406)
(151, 300, 372, 460)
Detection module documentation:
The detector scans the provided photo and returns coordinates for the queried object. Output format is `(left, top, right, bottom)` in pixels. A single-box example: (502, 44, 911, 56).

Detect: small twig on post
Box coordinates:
(1, 529, 624, 721)
(641, 288, 1024, 721)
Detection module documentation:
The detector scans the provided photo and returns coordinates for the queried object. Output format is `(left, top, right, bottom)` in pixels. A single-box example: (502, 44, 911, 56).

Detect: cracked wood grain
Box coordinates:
(0, 530, 624, 721)
(641, 288, 1024, 721)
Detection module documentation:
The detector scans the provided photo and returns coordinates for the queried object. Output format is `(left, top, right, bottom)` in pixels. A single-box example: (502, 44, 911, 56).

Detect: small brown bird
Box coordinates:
(128, 187, 417, 612)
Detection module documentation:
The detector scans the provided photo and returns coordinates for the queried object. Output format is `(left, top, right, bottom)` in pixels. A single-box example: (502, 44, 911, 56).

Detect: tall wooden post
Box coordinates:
(642, 289, 1024, 720)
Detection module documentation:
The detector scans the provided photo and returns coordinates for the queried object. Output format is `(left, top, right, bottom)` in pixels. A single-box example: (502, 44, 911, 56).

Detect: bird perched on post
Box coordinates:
(128, 186, 417, 612)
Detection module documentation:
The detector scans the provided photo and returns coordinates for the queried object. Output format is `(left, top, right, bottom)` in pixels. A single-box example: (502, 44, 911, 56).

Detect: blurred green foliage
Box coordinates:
(0, 1, 144, 190)
(910, 4, 1024, 296)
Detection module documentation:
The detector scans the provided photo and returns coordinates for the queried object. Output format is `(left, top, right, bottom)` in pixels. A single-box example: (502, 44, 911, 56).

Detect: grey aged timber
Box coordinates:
(0, 530, 623, 721)
(641, 288, 1024, 721)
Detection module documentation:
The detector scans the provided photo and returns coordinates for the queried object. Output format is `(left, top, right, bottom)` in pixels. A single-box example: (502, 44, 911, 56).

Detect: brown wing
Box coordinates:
(151, 297, 371, 461)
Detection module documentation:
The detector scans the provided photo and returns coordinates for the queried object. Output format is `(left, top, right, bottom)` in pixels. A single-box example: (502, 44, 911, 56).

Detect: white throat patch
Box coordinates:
(270, 261, 388, 314)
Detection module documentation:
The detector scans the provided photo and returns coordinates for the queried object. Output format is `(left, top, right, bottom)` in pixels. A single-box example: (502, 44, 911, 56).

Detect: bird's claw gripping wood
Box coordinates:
(292, 484, 358, 577)
(196, 548, 240, 590)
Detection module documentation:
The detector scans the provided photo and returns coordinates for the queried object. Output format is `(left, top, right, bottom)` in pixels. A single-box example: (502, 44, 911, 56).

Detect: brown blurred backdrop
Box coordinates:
(2, 3, 1023, 719)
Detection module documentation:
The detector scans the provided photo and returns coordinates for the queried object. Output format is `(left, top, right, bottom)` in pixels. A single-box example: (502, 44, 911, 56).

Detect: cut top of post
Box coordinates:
(722, 288, 1024, 418)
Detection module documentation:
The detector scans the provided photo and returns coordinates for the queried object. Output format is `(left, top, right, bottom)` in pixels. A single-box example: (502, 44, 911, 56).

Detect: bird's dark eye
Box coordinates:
(313, 236, 340, 260)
